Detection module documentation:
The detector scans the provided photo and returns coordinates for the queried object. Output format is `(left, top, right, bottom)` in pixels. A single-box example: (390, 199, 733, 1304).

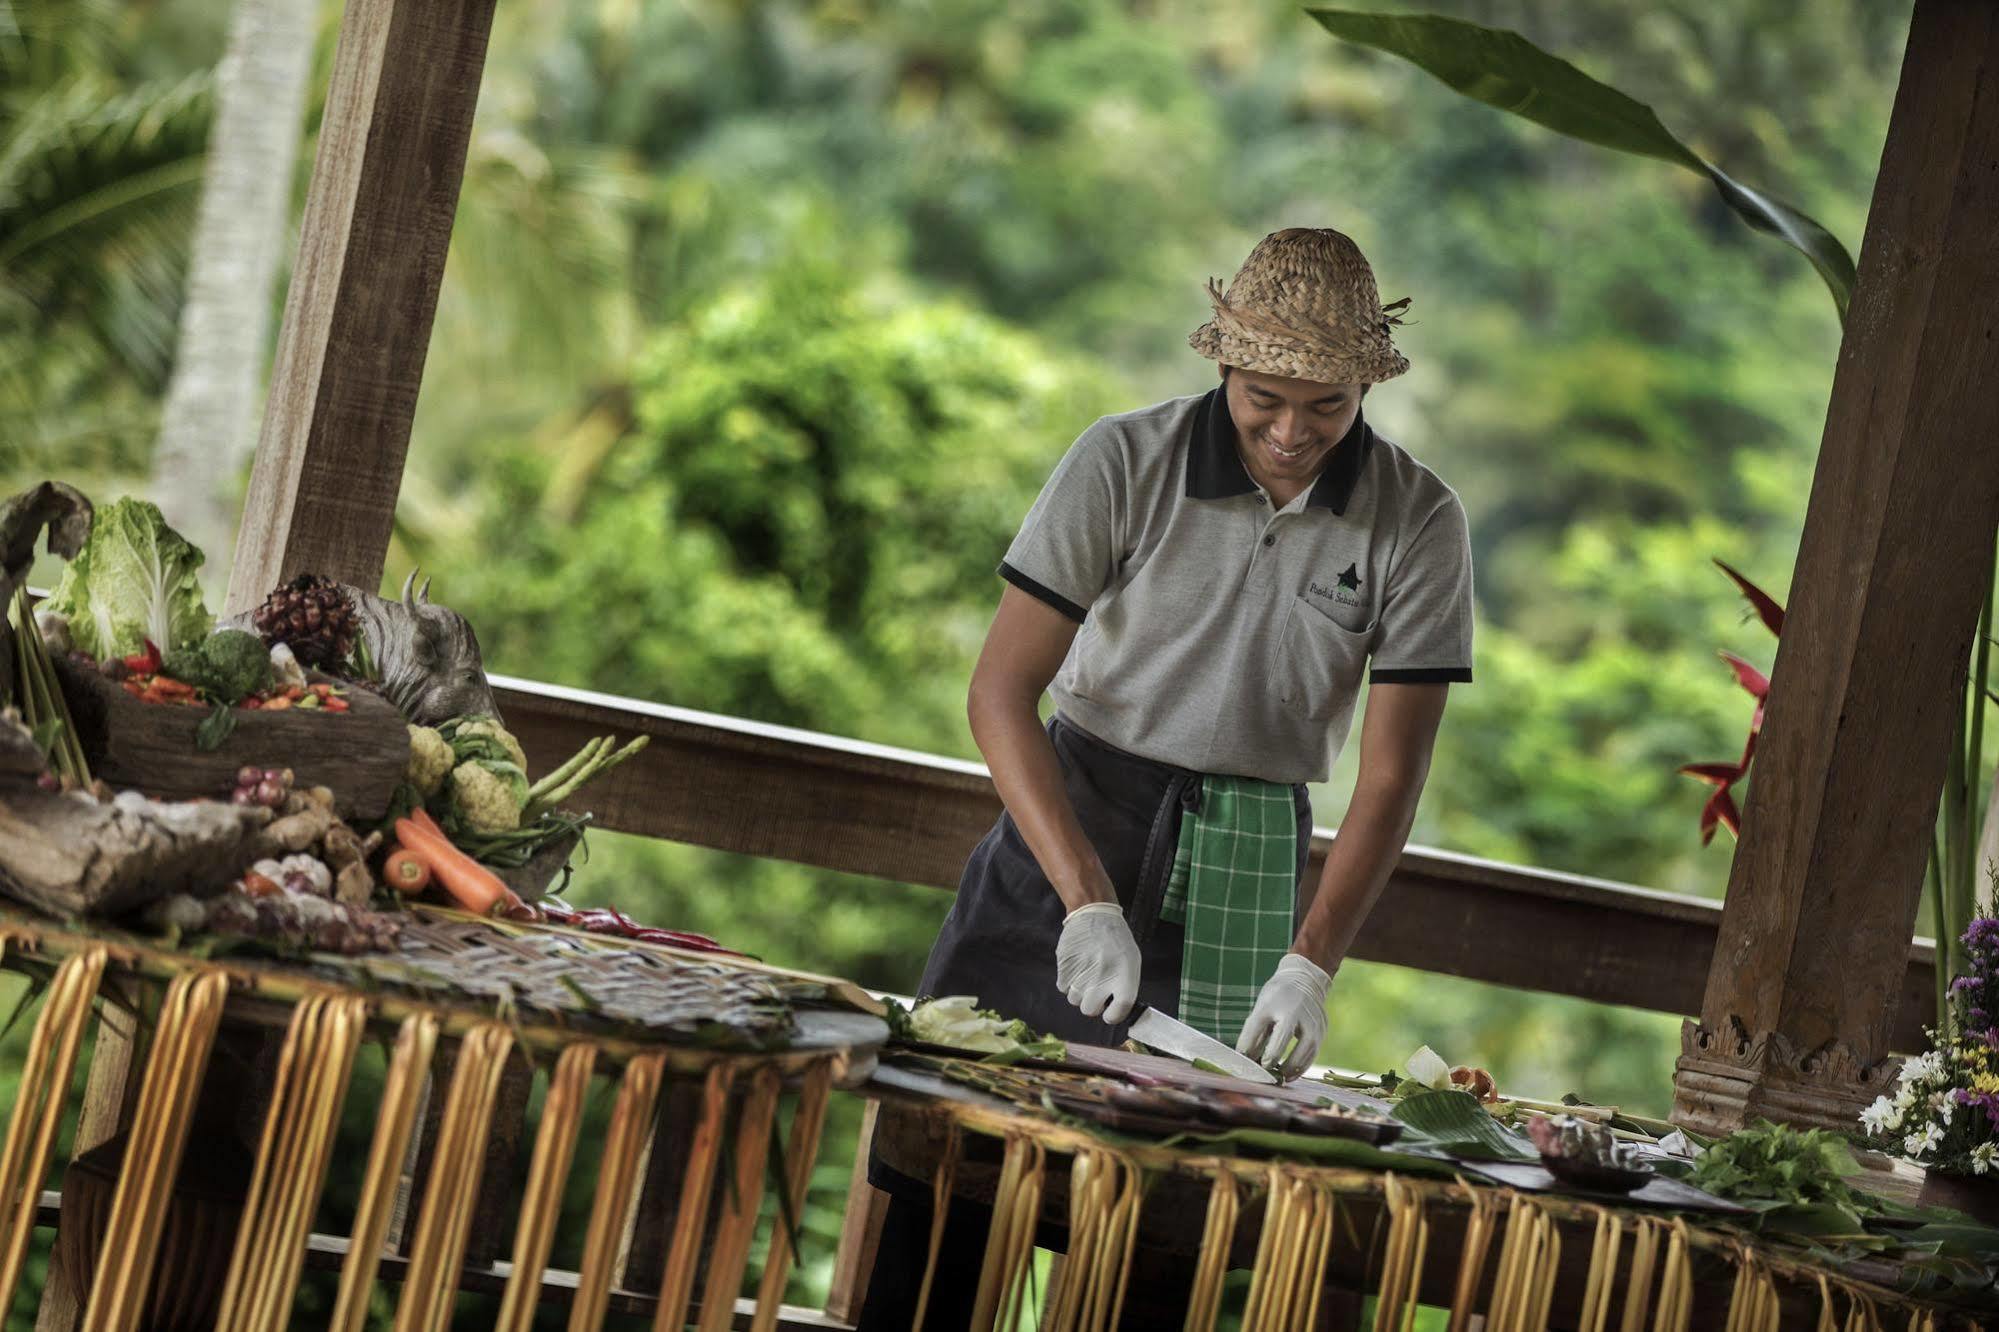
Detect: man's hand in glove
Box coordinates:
(1055, 902, 1141, 1024)
(1236, 953, 1332, 1081)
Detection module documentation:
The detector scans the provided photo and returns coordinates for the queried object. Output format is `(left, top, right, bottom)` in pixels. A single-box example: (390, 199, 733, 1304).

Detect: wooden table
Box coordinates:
(0, 906, 887, 1332)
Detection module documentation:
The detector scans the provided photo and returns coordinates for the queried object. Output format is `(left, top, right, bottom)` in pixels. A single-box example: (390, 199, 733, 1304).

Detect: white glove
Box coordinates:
(1236, 953, 1333, 1081)
(1055, 902, 1142, 1025)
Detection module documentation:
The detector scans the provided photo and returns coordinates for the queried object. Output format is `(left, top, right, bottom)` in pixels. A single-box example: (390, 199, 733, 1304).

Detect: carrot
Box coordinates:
(383, 846, 432, 894)
(404, 809, 525, 912)
(393, 816, 510, 915)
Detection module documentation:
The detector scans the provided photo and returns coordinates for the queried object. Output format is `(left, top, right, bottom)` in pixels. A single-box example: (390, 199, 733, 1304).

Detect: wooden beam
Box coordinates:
(225, 0, 496, 614)
(492, 676, 1937, 1042)
(1675, 0, 1999, 1133)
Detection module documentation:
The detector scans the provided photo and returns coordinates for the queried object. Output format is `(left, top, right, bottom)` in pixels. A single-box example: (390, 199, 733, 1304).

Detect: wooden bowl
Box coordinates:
(55, 656, 410, 820)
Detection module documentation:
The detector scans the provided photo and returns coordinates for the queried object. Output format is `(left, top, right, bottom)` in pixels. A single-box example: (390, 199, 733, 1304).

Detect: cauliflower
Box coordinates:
(406, 725, 454, 796)
(449, 716, 527, 770)
(269, 642, 307, 691)
(447, 758, 528, 833)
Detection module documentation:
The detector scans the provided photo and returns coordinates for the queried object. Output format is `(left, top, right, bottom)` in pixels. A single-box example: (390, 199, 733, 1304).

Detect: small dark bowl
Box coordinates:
(493, 818, 585, 902)
(1539, 1152, 1654, 1195)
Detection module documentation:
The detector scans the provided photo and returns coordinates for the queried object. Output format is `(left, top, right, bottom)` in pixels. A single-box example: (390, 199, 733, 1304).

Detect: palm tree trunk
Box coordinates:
(150, 0, 316, 580)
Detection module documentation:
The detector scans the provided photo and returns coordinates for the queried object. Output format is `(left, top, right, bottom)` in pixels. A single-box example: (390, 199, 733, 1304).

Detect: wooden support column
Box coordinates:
(224, 0, 496, 615)
(1673, 0, 1999, 1133)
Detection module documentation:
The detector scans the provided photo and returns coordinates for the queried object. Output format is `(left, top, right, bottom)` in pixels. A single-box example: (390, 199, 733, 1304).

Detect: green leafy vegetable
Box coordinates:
(42, 497, 211, 659)
(1690, 1121, 1871, 1236)
(194, 702, 237, 752)
(898, 995, 1067, 1062)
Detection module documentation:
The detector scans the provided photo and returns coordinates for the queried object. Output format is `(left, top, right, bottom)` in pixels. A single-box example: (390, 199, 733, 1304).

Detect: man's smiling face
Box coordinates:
(1222, 365, 1365, 497)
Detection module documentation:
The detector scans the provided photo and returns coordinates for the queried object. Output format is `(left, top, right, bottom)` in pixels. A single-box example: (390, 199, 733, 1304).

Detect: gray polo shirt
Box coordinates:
(999, 388, 1473, 784)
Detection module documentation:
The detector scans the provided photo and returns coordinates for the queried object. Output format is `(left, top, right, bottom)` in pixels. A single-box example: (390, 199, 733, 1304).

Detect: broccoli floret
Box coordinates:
(406, 725, 454, 797)
(447, 758, 527, 833)
(160, 629, 273, 704)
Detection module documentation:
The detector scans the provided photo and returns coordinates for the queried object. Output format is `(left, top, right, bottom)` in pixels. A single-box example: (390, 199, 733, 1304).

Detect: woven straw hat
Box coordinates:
(1188, 228, 1410, 384)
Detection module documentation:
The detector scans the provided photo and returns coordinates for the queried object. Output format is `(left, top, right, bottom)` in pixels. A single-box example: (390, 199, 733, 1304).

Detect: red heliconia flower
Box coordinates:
(1681, 730, 1757, 846)
(1717, 651, 1771, 730)
(1715, 559, 1785, 636)
(1682, 557, 1778, 851)
(1698, 785, 1741, 846)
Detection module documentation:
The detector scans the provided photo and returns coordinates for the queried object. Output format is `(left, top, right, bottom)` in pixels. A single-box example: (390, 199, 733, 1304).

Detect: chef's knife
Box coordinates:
(1127, 1006, 1277, 1084)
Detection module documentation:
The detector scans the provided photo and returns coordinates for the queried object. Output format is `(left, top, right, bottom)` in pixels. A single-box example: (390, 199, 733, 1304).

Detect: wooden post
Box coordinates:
(1673, 0, 1999, 1133)
(224, 0, 497, 615)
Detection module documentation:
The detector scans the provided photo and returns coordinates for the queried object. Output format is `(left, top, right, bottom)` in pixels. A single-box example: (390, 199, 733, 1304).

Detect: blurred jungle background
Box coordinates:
(2, 0, 1915, 1321)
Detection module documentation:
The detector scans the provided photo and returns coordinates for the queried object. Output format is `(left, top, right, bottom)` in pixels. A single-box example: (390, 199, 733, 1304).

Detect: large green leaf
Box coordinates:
(1391, 1089, 1537, 1162)
(1178, 1127, 1465, 1176)
(1306, 9, 1855, 321)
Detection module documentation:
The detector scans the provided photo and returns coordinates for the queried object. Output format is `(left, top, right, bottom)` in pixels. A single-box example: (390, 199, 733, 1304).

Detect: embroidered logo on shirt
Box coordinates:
(1309, 563, 1365, 608)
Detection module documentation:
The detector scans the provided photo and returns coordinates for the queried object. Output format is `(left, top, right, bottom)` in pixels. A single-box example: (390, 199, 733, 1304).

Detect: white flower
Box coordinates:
(1903, 1050, 1945, 1085)
(1906, 1123, 1944, 1159)
(1860, 1094, 1903, 1134)
(1973, 1143, 1997, 1176)
(1936, 1094, 1957, 1125)
(1894, 1083, 1919, 1112)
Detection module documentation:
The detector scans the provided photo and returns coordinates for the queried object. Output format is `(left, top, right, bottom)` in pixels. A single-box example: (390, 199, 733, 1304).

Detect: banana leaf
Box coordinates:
(1391, 1088, 1538, 1162)
(1307, 9, 1856, 321)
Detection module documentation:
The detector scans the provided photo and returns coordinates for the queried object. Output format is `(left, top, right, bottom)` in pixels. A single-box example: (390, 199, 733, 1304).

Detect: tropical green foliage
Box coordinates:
(3, 0, 1920, 1322)
(0, 0, 214, 475)
(1306, 8, 1856, 316)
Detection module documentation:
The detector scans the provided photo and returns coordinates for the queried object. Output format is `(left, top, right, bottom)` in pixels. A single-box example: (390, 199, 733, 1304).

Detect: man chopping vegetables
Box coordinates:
(859, 228, 1473, 1329)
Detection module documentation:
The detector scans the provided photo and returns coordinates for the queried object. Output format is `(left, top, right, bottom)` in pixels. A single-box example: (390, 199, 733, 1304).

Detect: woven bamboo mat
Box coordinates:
(0, 903, 869, 1054)
(319, 916, 809, 1049)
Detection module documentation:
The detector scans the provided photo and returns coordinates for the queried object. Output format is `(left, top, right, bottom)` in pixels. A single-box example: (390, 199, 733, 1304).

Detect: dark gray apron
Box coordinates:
(857, 717, 1315, 1329)
(917, 713, 1313, 1046)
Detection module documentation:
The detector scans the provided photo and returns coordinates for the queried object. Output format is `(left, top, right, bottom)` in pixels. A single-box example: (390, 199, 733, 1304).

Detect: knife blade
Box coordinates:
(1127, 1006, 1277, 1084)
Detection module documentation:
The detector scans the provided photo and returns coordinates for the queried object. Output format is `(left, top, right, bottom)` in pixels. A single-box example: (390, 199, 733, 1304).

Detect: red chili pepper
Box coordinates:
(122, 639, 162, 675)
(630, 927, 728, 951)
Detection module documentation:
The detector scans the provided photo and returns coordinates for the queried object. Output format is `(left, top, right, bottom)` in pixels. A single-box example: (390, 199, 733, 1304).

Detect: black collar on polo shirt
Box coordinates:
(1186, 385, 1373, 514)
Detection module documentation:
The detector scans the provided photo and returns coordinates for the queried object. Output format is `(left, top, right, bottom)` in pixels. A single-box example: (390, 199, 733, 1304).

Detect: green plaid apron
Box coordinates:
(1157, 775, 1299, 1042)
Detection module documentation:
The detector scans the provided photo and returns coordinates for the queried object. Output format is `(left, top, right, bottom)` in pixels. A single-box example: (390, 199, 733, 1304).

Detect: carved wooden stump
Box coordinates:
(1672, 1018, 1900, 1136)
